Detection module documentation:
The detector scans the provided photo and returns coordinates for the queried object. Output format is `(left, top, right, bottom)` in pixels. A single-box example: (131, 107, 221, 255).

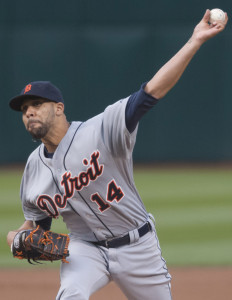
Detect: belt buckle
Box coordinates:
(104, 234, 125, 248)
(104, 237, 115, 248)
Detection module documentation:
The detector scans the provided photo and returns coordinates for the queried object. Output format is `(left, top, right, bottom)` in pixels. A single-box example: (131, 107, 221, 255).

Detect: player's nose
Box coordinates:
(25, 105, 36, 118)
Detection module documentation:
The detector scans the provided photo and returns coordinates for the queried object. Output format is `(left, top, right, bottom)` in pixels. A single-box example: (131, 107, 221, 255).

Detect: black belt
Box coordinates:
(94, 222, 152, 248)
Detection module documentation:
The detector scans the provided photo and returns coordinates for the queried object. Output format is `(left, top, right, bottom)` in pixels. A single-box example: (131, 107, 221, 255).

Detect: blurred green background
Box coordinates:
(0, 0, 232, 269)
(1, 166, 231, 268)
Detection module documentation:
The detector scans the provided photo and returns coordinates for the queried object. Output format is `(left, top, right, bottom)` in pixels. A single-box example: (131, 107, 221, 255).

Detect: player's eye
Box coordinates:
(21, 105, 28, 113)
(21, 101, 44, 113)
(33, 101, 43, 107)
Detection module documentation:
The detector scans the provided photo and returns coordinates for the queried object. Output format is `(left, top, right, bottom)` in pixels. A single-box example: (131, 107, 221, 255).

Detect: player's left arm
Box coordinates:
(7, 217, 52, 247)
(7, 220, 34, 247)
(35, 216, 52, 231)
(145, 9, 228, 99)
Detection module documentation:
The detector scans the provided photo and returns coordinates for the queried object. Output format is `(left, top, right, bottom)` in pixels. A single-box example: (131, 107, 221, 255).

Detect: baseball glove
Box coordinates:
(11, 226, 70, 264)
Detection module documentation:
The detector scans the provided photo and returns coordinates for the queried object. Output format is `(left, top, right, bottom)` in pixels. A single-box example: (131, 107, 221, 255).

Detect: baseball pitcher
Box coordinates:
(7, 10, 228, 300)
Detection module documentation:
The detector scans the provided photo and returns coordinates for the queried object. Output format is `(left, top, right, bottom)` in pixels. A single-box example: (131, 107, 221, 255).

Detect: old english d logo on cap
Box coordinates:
(9, 81, 64, 111)
(24, 84, 32, 94)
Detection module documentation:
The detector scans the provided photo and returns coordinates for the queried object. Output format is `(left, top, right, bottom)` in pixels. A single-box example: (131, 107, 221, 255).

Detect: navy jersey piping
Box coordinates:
(39, 146, 62, 193)
(62, 121, 115, 238)
(38, 146, 80, 216)
(63, 122, 83, 170)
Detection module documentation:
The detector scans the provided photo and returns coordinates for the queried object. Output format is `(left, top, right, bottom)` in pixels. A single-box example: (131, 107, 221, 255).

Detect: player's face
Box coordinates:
(21, 98, 56, 140)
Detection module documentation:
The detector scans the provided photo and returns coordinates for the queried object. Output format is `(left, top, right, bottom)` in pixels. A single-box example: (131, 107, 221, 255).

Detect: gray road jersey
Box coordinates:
(21, 97, 148, 241)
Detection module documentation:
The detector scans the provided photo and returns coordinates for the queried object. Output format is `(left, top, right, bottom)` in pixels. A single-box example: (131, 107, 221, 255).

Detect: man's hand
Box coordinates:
(191, 9, 228, 45)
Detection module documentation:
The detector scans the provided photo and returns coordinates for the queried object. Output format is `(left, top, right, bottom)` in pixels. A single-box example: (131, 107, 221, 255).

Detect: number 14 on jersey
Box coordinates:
(91, 180, 124, 212)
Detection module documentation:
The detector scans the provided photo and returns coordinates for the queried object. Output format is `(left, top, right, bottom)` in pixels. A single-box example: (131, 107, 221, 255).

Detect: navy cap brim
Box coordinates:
(9, 94, 53, 111)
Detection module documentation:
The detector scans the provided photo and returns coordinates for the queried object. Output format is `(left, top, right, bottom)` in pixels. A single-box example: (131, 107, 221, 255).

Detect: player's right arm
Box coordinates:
(145, 9, 228, 99)
(7, 220, 34, 247)
(125, 10, 228, 133)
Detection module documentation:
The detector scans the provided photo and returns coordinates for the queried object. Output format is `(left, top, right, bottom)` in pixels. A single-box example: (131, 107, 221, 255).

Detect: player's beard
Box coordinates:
(27, 120, 50, 140)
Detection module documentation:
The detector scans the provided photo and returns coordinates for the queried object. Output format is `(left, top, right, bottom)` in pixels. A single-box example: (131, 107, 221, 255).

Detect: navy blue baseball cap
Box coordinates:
(9, 81, 64, 111)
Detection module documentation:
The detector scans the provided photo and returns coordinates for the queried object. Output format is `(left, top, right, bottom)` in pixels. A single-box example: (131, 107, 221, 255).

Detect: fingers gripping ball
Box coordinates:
(12, 226, 70, 264)
(209, 8, 226, 24)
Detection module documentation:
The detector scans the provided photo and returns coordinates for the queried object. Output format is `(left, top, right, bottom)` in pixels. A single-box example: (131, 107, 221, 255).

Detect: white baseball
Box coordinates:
(209, 8, 226, 24)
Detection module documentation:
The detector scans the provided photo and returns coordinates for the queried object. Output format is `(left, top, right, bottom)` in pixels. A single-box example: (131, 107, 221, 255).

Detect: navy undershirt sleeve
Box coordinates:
(35, 217, 52, 231)
(125, 82, 159, 133)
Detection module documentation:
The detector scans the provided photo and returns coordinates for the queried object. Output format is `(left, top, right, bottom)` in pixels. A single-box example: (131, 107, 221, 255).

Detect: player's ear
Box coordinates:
(55, 102, 65, 116)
